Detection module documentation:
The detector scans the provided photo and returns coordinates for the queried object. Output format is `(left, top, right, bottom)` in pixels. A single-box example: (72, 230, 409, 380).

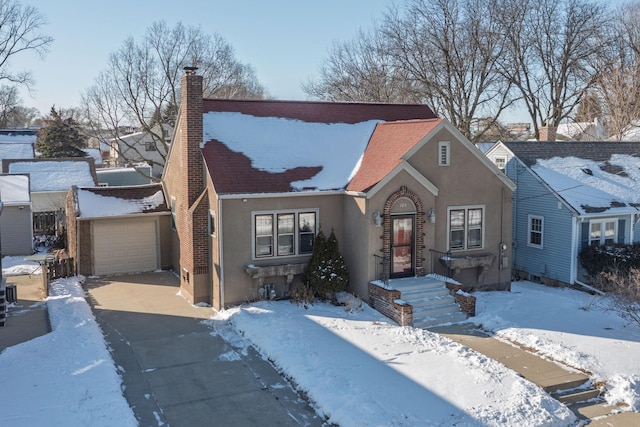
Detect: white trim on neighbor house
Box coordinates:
(527, 214, 544, 249)
(446, 204, 486, 252)
(588, 218, 617, 246)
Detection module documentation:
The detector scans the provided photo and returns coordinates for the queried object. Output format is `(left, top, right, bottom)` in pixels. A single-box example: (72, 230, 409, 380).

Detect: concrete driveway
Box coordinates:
(85, 271, 324, 427)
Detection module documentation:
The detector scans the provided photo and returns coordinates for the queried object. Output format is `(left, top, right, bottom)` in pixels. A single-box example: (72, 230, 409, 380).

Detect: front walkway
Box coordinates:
(430, 323, 640, 425)
(85, 272, 324, 427)
(0, 274, 49, 351)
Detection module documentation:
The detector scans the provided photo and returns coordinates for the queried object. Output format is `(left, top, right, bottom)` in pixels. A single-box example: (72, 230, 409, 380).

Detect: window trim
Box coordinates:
(209, 210, 216, 237)
(494, 156, 506, 171)
(251, 209, 318, 260)
(438, 141, 451, 166)
(527, 214, 544, 248)
(589, 219, 617, 246)
(170, 196, 176, 231)
(447, 205, 485, 251)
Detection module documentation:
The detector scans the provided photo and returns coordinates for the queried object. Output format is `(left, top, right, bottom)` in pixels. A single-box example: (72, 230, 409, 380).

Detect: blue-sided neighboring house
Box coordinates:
(495, 141, 640, 287)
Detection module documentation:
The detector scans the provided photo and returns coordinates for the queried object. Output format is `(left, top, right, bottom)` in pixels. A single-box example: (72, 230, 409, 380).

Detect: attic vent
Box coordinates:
(581, 168, 593, 175)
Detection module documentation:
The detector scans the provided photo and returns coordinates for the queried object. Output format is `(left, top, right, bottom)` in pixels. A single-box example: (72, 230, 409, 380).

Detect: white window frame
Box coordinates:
(438, 141, 450, 166)
(208, 210, 216, 237)
(528, 215, 544, 248)
(170, 196, 177, 231)
(589, 219, 617, 246)
(494, 156, 506, 171)
(251, 209, 319, 260)
(447, 205, 485, 251)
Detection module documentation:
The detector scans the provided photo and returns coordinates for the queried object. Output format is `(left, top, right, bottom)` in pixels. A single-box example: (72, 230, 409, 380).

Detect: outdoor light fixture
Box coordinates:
(372, 211, 383, 228)
(427, 209, 436, 224)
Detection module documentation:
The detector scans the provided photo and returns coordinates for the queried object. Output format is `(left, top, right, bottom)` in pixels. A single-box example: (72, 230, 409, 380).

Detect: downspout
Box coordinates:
(218, 197, 224, 309)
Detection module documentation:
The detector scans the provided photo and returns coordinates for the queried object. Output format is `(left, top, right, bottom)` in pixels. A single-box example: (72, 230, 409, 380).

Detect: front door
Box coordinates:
(391, 215, 415, 278)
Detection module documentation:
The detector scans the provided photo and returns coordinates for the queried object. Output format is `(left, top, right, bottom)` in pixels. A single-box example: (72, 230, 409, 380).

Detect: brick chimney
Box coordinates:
(177, 68, 210, 304)
(539, 126, 557, 142)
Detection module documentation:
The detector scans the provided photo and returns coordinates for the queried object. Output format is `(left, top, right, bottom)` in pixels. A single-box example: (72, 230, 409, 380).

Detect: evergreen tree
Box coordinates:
(35, 107, 87, 158)
(304, 229, 349, 300)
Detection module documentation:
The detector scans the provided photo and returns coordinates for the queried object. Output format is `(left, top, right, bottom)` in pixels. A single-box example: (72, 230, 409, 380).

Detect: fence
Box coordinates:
(40, 257, 75, 297)
(373, 254, 389, 285)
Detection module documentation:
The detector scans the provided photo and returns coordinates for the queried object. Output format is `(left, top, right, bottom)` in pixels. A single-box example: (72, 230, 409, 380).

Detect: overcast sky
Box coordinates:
(12, 0, 390, 114)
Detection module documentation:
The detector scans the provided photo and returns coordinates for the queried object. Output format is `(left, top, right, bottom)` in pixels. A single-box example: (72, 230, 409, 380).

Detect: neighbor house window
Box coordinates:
(590, 219, 616, 246)
(145, 141, 157, 151)
(528, 215, 543, 248)
(494, 156, 506, 171)
(438, 141, 450, 166)
(448, 206, 484, 250)
(209, 210, 216, 237)
(170, 196, 176, 230)
(253, 210, 318, 259)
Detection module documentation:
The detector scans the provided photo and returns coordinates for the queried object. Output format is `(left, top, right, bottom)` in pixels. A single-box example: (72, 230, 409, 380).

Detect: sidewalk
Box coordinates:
(430, 323, 640, 426)
(0, 274, 49, 352)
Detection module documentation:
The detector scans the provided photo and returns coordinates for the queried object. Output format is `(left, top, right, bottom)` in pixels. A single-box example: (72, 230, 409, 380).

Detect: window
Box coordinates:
(209, 210, 216, 236)
(253, 210, 317, 258)
(494, 156, 506, 171)
(438, 141, 450, 166)
(448, 206, 484, 250)
(528, 215, 543, 248)
(145, 141, 157, 151)
(170, 196, 176, 230)
(590, 219, 616, 246)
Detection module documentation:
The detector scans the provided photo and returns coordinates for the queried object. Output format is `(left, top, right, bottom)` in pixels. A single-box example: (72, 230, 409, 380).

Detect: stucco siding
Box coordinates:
(342, 195, 370, 299)
(220, 194, 344, 307)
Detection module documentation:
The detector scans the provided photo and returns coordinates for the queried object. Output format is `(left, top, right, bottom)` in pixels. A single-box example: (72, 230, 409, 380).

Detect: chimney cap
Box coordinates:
(183, 66, 198, 75)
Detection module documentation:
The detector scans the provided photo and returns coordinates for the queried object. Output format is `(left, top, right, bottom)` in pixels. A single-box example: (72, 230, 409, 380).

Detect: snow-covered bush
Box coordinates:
(303, 229, 349, 301)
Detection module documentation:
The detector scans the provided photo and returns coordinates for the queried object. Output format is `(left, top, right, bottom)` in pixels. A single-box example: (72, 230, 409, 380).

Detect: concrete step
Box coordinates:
(542, 378, 591, 394)
(554, 388, 601, 405)
(413, 311, 468, 328)
(402, 288, 451, 302)
(388, 277, 445, 292)
(413, 302, 461, 317)
(409, 294, 456, 309)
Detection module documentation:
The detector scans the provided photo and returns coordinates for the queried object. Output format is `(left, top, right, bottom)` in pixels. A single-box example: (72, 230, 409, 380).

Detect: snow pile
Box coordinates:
(471, 281, 640, 411)
(0, 276, 136, 427)
(214, 300, 575, 426)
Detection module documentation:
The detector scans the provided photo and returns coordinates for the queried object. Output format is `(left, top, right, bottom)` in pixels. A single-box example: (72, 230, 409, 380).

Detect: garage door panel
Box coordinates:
(92, 219, 159, 275)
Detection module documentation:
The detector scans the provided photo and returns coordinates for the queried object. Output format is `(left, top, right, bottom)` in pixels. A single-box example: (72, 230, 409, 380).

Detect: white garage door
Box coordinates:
(92, 218, 159, 275)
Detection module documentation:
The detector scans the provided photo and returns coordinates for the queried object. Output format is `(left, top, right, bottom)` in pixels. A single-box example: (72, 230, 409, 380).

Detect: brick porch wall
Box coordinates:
(368, 282, 413, 326)
(446, 283, 476, 317)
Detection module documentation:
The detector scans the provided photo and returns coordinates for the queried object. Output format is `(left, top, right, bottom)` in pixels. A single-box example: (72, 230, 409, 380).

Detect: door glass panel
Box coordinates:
(392, 217, 413, 276)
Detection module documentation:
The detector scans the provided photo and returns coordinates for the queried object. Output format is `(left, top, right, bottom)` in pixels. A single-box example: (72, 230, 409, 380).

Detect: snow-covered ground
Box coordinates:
(1, 255, 639, 426)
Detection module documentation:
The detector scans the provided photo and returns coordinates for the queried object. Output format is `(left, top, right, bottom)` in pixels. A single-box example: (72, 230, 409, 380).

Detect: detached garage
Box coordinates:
(67, 184, 172, 276)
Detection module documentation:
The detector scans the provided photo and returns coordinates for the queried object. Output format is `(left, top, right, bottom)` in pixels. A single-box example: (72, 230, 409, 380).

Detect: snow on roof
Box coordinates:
(77, 188, 165, 217)
(0, 142, 34, 161)
(83, 148, 103, 165)
(203, 112, 379, 191)
(0, 133, 37, 143)
(531, 154, 640, 214)
(8, 160, 95, 192)
(0, 174, 29, 203)
(474, 142, 496, 154)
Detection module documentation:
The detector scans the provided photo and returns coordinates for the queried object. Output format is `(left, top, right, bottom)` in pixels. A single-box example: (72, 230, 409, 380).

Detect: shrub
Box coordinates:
(598, 267, 640, 327)
(303, 229, 349, 301)
(579, 243, 640, 280)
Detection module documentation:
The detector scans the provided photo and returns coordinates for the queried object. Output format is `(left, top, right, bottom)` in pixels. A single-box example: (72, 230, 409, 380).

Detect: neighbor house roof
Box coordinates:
(347, 119, 443, 193)
(0, 174, 30, 204)
(3, 158, 97, 192)
(0, 142, 35, 161)
(74, 184, 168, 218)
(504, 141, 640, 215)
(200, 99, 437, 194)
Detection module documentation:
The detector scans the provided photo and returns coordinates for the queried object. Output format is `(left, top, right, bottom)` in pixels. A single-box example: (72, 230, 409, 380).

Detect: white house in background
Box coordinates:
(0, 174, 33, 255)
(556, 118, 607, 141)
(106, 127, 172, 178)
(2, 158, 98, 234)
(83, 148, 103, 166)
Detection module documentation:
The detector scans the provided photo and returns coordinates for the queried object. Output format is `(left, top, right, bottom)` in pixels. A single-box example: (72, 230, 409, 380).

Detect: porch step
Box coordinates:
(388, 277, 467, 328)
(413, 311, 468, 328)
(553, 387, 601, 405)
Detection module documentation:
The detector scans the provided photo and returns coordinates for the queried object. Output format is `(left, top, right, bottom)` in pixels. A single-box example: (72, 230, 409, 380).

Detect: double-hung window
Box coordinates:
(528, 215, 543, 248)
(253, 210, 317, 259)
(448, 206, 484, 250)
(589, 219, 616, 246)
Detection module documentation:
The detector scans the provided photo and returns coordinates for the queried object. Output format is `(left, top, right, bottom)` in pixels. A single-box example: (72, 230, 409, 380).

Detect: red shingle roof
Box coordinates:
(201, 100, 438, 194)
(347, 119, 443, 193)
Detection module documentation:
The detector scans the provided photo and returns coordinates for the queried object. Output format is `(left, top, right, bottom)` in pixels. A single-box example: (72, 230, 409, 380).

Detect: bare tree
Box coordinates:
(303, 27, 422, 103)
(0, 0, 52, 88)
(82, 21, 267, 179)
(592, 2, 640, 140)
(496, 0, 610, 137)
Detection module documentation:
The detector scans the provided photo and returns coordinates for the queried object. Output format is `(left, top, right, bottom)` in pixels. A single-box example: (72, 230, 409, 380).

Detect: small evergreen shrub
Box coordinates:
(303, 229, 349, 301)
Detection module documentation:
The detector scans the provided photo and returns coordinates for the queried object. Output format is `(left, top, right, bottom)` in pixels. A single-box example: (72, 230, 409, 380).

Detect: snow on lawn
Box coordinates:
(0, 274, 136, 427)
(2, 255, 41, 276)
(470, 281, 640, 411)
(214, 295, 576, 427)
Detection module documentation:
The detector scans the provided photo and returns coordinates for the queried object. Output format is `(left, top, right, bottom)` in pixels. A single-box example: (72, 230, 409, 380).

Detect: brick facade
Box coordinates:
(368, 282, 414, 326)
(446, 282, 476, 317)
